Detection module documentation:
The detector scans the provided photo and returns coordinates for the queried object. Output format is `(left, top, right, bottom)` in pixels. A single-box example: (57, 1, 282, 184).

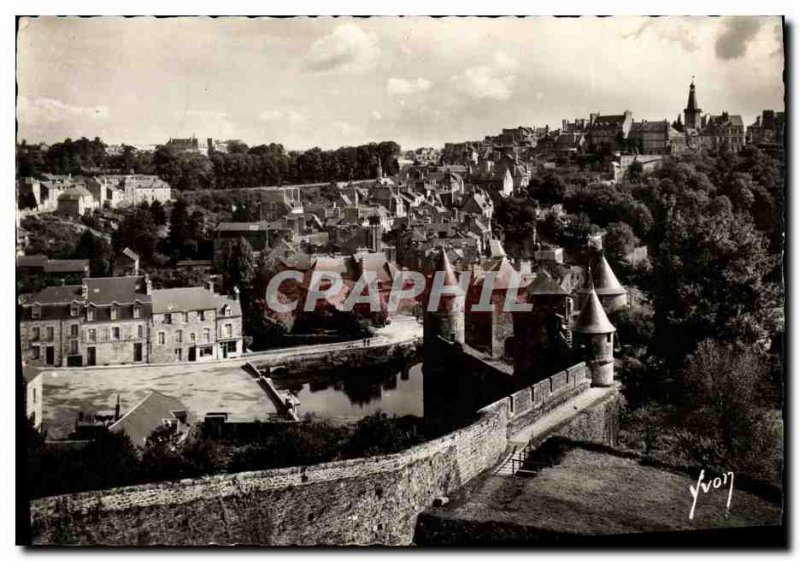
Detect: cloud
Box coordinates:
(304, 23, 380, 74)
(623, 19, 699, 53)
(715, 17, 762, 60)
(258, 109, 306, 126)
(453, 51, 518, 101)
(387, 77, 433, 96)
(332, 121, 361, 138)
(19, 96, 109, 123)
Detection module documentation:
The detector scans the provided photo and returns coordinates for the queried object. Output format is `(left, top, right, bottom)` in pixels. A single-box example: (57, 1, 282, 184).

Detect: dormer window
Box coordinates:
(164, 313, 172, 325)
(222, 305, 231, 317)
(133, 305, 141, 319)
(86, 308, 95, 322)
(31, 305, 41, 320)
(70, 304, 79, 317)
(110, 306, 119, 321)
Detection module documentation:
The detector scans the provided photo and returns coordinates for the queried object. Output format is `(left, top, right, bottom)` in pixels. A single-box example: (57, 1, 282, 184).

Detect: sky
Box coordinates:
(16, 16, 785, 151)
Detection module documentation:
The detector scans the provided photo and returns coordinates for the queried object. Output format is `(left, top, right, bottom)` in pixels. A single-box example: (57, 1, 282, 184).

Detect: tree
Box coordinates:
(652, 195, 779, 367)
(603, 222, 638, 265)
(220, 237, 256, 296)
(168, 199, 190, 256)
(150, 200, 167, 226)
(679, 340, 781, 479)
(112, 208, 159, 263)
(74, 230, 113, 277)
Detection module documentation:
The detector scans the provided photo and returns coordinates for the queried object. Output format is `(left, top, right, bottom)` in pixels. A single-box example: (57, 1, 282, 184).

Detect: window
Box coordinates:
(199, 310, 206, 321)
(31, 305, 41, 320)
(176, 330, 183, 343)
(158, 332, 165, 345)
(70, 324, 79, 337)
(46, 327, 54, 341)
(223, 305, 231, 317)
(86, 308, 95, 322)
(224, 323, 232, 338)
(112, 327, 120, 340)
(69, 340, 78, 354)
(175, 349, 182, 361)
(70, 304, 79, 317)
(190, 332, 196, 343)
(164, 313, 172, 325)
(182, 312, 188, 323)
(31, 327, 40, 341)
(88, 329, 97, 342)
(203, 328, 211, 342)
(110, 307, 118, 321)
(200, 346, 213, 357)
(138, 325, 144, 338)
(32, 387, 36, 404)
(133, 305, 141, 319)
(31, 347, 40, 360)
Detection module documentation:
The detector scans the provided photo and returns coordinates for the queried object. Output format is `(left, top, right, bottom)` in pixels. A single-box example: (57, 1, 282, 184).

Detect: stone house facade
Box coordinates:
(149, 284, 243, 363)
(18, 277, 243, 367)
(18, 276, 152, 367)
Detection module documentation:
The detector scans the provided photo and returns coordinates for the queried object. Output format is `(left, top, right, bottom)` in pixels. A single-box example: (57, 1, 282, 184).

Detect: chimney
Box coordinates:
(232, 286, 240, 301)
(144, 275, 152, 295)
(205, 280, 214, 293)
(81, 283, 88, 299)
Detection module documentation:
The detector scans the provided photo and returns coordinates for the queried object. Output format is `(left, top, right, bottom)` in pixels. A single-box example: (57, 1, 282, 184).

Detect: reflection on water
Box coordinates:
(273, 361, 423, 420)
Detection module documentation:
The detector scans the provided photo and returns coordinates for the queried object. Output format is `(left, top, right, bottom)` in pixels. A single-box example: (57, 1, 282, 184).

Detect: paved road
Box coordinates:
(43, 314, 423, 375)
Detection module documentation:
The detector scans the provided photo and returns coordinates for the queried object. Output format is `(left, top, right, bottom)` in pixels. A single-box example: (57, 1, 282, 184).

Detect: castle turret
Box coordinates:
(571, 286, 615, 387)
(577, 253, 628, 312)
(423, 247, 465, 349)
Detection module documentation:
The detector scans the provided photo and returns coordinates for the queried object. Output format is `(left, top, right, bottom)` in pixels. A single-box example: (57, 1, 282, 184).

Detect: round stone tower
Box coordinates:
(423, 247, 465, 350)
(571, 286, 616, 387)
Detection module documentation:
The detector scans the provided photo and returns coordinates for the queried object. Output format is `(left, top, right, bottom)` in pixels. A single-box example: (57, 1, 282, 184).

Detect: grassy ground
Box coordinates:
(431, 447, 782, 535)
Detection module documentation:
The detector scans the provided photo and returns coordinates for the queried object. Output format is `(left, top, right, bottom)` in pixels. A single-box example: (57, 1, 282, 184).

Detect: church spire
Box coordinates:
(686, 77, 699, 111)
(684, 77, 702, 131)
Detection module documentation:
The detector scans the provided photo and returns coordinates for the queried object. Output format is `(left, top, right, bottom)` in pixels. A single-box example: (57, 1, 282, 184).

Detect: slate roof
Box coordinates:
(44, 259, 89, 274)
(22, 284, 83, 305)
(109, 390, 190, 447)
(58, 186, 92, 200)
(432, 246, 462, 290)
(17, 255, 48, 268)
(527, 270, 570, 296)
(580, 254, 627, 297)
(630, 120, 670, 133)
(151, 287, 241, 315)
(572, 288, 616, 334)
(592, 114, 627, 127)
(216, 221, 270, 233)
(85, 277, 150, 305)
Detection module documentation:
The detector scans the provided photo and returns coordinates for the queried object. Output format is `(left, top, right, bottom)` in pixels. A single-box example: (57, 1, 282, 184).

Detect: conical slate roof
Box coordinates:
(434, 246, 460, 288)
(476, 256, 519, 291)
(527, 270, 569, 296)
(580, 254, 627, 296)
(572, 287, 615, 334)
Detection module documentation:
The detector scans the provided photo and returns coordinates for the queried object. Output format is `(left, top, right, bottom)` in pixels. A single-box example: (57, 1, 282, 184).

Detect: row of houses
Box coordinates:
(17, 173, 172, 217)
(18, 276, 243, 368)
(439, 81, 782, 171)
